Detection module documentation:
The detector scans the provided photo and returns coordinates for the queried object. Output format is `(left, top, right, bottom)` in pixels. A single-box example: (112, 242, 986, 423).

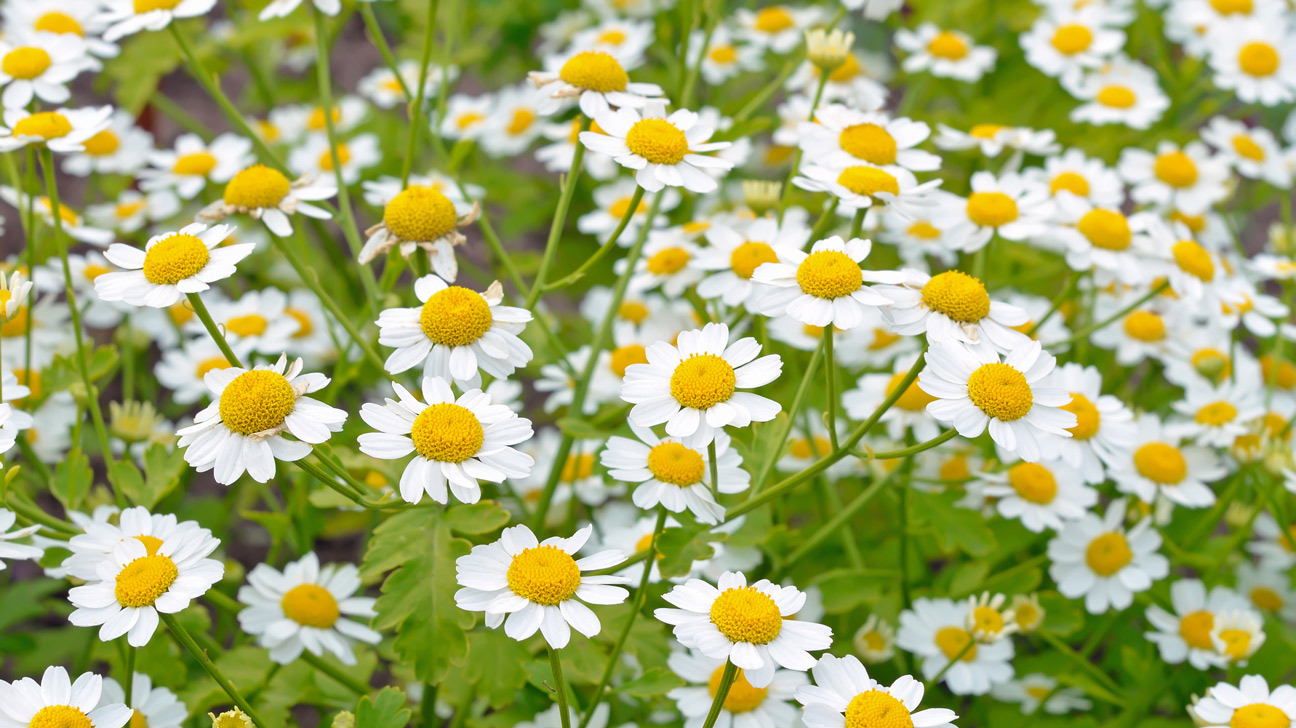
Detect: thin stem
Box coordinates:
(549, 647, 572, 728)
(853, 429, 958, 460)
(776, 73, 830, 222)
(707, 440, 720, 501)
(928, 639, 972, 685)
(823, 328, 839, 450)
(123, 642, 136, 703)
(359, 4, 412, 99)
(1038, 631, 1125, 700)
(281, 230, 387, 371)
(186, 293, 243, 368)
(806, 198, 841, 243)
(1025, 271, 1078, 338)
(2, 493, 77, 536)
(300, 651, 370, 696)
(751, 344, 823, 494)
(786, 465, 896, 566)
(544, 186, 645, 291)
(400, 0, 441, 186)
(162, 613, 270, 727)
(700, 661, 737, 728)
(847, 207, 866, 240)
(1051, 281, 1169, 347)
(525, 116, 591, 310)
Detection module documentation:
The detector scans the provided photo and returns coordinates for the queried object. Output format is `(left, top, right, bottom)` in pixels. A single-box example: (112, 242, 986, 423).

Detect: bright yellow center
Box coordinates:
(1077, 208, 1131, 251)
(11, 112, 72, 141)
(1211, 0, 1253, 12)
(28, 706, 93, 728)
(1260, 356, 1296, 389)
(1015, 603, 1040, 629)
(926, 31, 969, 60)
(1250, 587, 1283, 611)
(753, 7, 794, 32)
(130, 710, 149, 728)
(1050, 172, 1091, 197)
(646, 247, 691, 274)
(223, 164, 291, 209)
(142, 233, 210, 285)
(1085, 532, 1132, 576)
(907, 221, 941, 240)
(410, 403, 484, 463)
(173, 151, 218, 177)
(709, 668, 767, 714)
(837, 166, 900, 198)
(1097, 85, 1137, 108)
(709, 45, 738, 64)
(860, 630, 887, 651)
(608, 195, 646, 219)
(114, 553, 178, 608)
(888, 372, 936, 411)
(839, 123, 897, 165)
(1122, 311, 1166, 341)
(281, 583, 340, 628)
(647, 441, 706, 486)
(506, 545, 581, 605)
(709, 587, 782, 644)
(116, 200, 144, 219)
(218, 370, 296, 435)
(559, 51, 628, 92)
(1195, 400, 1238, 426)
(1232, 700, 1290, 728)
(134, 0, 184, 11)
(36, 12, 85, 35)
(971, 605, 1006, 635)
(796, 250, 862, 299)
(828, 53, 863, 82)
(1051, 24, 1094, 54)
(384, 186, 457, 242)
(729, 241, 778, 279)
(1217, 629, 1251, 659)
(1154, 152, 1198, 188)
(934, 626, 977, 661)
(1178, 610, 1215, 649)
(167, 303, 194, 326)
(318, 144, 351, 172)
(1061, 392, 1100, 439)
(0, 307, 29, 337)
(135, 534, 163, 556)
(1172, 240, 1214, 281)
(626, 118, 689, 165)
(561, 453, 596, 482)
(1233, 134, 1265, 161)
(507, 108, 536, 135)
(610, 344, 648, 377)
(921, 270, 990, 323)
(845, 690, 913, 728)
(1134, 442, 1187, 484)
(286, 307, 313, 338)
(420, 286, 492, 347)
(226, 314, 267, 337)
(454, 112, 485, 131)
(3, 47, 52, 80)
(1238, 42, 1279, 77)
(196, 356, 230, 379)
(969, 124, 1005, 139)
(81, 130, 121, 157)
(670, 354, 736, 410)
(967, 363, 1033, 421)
(83, 264, 111, 281)
(1008, 462, 1058, 504)
(618, 301, 649, 324)
(306, 106, 339, 132)
(940, 455, 970, 480)
(790, 436, 832, 459)
(966, 191, 1019, 227)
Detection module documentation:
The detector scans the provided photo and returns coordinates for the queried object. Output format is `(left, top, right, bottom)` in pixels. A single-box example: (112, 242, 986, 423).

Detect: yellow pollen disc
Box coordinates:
(223, 164, 291, 209)
(971, 605, 1006, 634)
(130, 709, 149, 728)
(1097, 85, 1137, 108)
(907, 221, 941, 240)
(1232, 135, 1265, 161)
(173, 151, 218, 177)
(135, 534, 163, 555)
(420, 286, 492, 347)
(1062, 392, 1100, 439)
(286, 307, 314, 338)
(561, 453, 596, 482)
(116, 200, 144, 219)
(790, 436, 831, 459)
(598, 29, 628, 45)
(967, 363, 1033, 421)
(3, 47, 52, 80)
(11, 111, 73, 141)
(318, 143, 351, 172)
(36, 12, 86, 36)
(618, 301, 649, 324)
(861, 630, 887, 651)
(1260, 356, 1296, 389)
(410, 403, 484, 463)
(384, 186, 457, 242)
(28, 706, 93, 728)
(1133, 442, 1187, 484)
(1122, 310, 1166, 341)
(845, 690, 913, 728)
(1172, 240, 1214, 281)
(1085, 532, 1133, 576)
(839, 123, 897, 165)
(610, 344, 647, 377)
(1077, 208, 1131, 251)
(796, 250, 862, 299)
(647, 441, 706, 486)
(921, 270, 990, 323)
(934, 626, 977, 661)
(709, 586, 783, 644)
(218, 370, 297, 435)
(1154, 152, 1199, 188)
(969, 124, 1005, 139)
(1051, 23, 1094, 54)
(709, 45, 738, 63)
(142, 233, 210, 285)
(1195, 400, 1238, 426)
(83, 264, 111, 281)
(1238, 42, 1279, 77)
(559, 51, 628, 93)
(506, 545, 581, 605)
(730, 241, 778, 279)
(1178, 610, 1215, 649)
(670, 354, 736, 410)
(281, 583, 340, 628)
(926, 31, 969, 60)
(1015, 603, 1039, 629)
(1050, 171, 1091, 197)
(134, 0, 184, 11)
(81, 130, 121, 156)
(1250, 587, 1282, 611)
(1026, 686, 1052, 700)
(1219, 629, 1253, 660)
(306, 105, 340, 132)
(837, 166, 900, 198)
(226, 314, 267, 337)
(0, 307, 29, 337)
(709, 667, 767, 713)
(646, 247, 691, 275)
(966, 192, 1019, 227)
(828, 53, 862, 82)
(625, 118, 689, 165)
(114, 553, 178, 608)
(507, 108, 536, 135)
(1007, 462, 1058, 504)
(940, 455, 970, 480)
(196, 356, 230, 379)
(1210, 0, 1253, 11)
(608, 195, 647, 219)
(753, 7, 794, 32)
(14, 369, 41, 401)
(455, 112, 486, 131)
(887, 372, 936, 411)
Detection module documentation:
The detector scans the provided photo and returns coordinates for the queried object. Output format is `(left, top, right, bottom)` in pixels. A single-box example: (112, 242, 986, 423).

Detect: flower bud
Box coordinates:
(805, 28, 854, 74)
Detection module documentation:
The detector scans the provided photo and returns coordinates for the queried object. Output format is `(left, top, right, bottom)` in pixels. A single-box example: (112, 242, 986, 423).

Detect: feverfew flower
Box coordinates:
(753, 236, 890, 329)
(871, 268, 1032, 356)
(582, 101, 734, 193)
(197, 164, 336, 237)
(95, 223, 252, 308)
(1048, 500, 1169, 613)
(1109, 415, 1226, 508)
(897, 597, 1014, 695)
(1118, 141, 1230, 214)
(978, 458, 1097, 533)
(797, 654, 958, 728)
(529, 48, 663, 117)
(895, 25, 996, 82)
(600, 425, 748, 524)
(0, 667, 132, 728)
(140, 133, 252, 200)
(0, 105, 111, 153)
(0, 32, 90, 109)
(945, 171, 1055, 253)
(669, 650, 806, 728)
(1065, 57, 1169, 130)
(1145, 579, 1250, 670)
(96, 0, 217, 41)
(1192, 676, 1296, 728)
(1207, 21, 1296, 106)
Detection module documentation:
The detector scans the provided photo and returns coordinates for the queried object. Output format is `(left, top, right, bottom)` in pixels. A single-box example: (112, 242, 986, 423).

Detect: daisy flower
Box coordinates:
(95, 0, 216, 41)
(534, 345, 620, 415)
(793, 162, 942, 216)
(872, 268, 1032, 355)
(752, 236, 890, 329)
(1118, 140, 1230, 214)
(1146, 219, 1225, 302)
(3, 2, 119, 64)
(978, 458, 1097, 533)
(454, 523, 629, 648)
(1050, 194, 1156, 284)
(529, 47, 663, 116)
(258, 0, 340, 20)
(1019, 7, 1125, 80)
(1145, 579, 1251, 670)
(991, 674, 1092, 715)
(358, 376, 534, 505)
(1026, 147, 1125, 207)
(536, 116, 620, 180)
(571, 18, 653, 63)
(690, 27, 764, 85)
(479, 83, 548, 157)
(184, 288, 300, 356)
(100, 673, 186, 728)
(621, 322, 782, 446)
(86, 189, 179, 234)
(895, 24, 997, 82)
(1088, 288, 1178, 365)
(1193, 675, 1296, 728)
(177, 355, 347, 485)
(1064, 57, 1169, 130)
(775, 418, 861, 479)
(140, 133, 252, 200)
(237, 552, 380, 665)
(876, 202, 960, 267)
(896, 597, 1014, 695)
(621, 230, 704, 297)
(733, 6, 822, 53)
(0, 508, 42, 571)
(197, 163, 336, 237)
(945, 171, 1056, 252)
(1042, 363, 1137, 483)
(357, 60, 437, 110)
(1201, 117, 1291, 187)
(797, 104, 941, 173)
(694, 214, 809, 308)
(61, 505, 211, 582)
(853, 614, 897, 664)
(439, 94, 492, 142)
(582, 101, 734, 193)
(67, 524, 223, 646)
(844, 355, 942, 442)
(934, 123, 1059, 157)
(1109, 415, 1226, 508)
(288, 132, 380, 185)
(0, 105, 111, 153)
(578, 179, 678, 245)
(0, 31, 91, 109)
(798, 654, 958, 728)
(655, 571, 833, 688)
(1047, 500, 1168, 613)
(1217, 276, 1288, 336)
(1172, 380, 1264, 448)
(94, 223, 252, 308)
(0, 667, 132, 728)
(669, 649, 806, 728)
(1235, 562, 1296, 622)
(1211, 610, 1266, 665)
(358, 183, 477, 278)
(1207, 21, 1296, 106)
(377, 276, 532, 389)
(601, 425, 748, 524)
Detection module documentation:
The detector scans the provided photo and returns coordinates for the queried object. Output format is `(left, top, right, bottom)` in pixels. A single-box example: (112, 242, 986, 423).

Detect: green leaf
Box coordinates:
(461, 630, 531, 708)
(107, 460, 145, 505)
(140, 442, 187, 508)
(51, 450, 93, 511)
(617, 667, 685, 698)
(444, 501, 512, 535)
(655, 524, 716, 578)
(911, 490, 996, 556)
(1039, 590, 1085, 638)
(356, 687, 412, 728)
(556, 417, 612, 440)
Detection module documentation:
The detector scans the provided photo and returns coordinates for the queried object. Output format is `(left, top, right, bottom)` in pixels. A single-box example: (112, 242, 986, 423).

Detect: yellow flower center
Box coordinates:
(887, 372, 936, 411)
(1250, 587, 1283, 612)
(1085, 532, 1132, 576)
(561, 453, 596, 483)
(646, 246, 691, 274)
(966, 191, 1019, 227)
(286, 307, 313, 338)
(838, 123, 897, 165)
(646, 441, 706, 486)
(506, 108, 536, 135)
(610, 344, 648, 377)
(384, 186, 457, 242)
(618, 300, 649, 324)
(926, 31, 969, 60)
(318, 143, 351, 172)
(1007, 462, 1058, 504)
(142, 233, 211, 285)
(1096, 85, 1137, 108)
(28, 706, 93, 728)
(83, 264, 111, 281)
(223, 164, 291, 209)
(420, 286, 492, 347)
(1178, 610, 1215, 649)
(828, 53, 862, 82)
(116, 200, 145, 219)
(1218, 628, 1252, 660)
(796, 250, 862, 299)
(36, 12, 86, 36)
(709, 586, 782, 644)
(1015, 603, 1040, 630)
(173, 151, 218, 177)
(790, 435, 831, 459)
(1061, 392, 1100, 439)
(1122, 311, 1166, 342)
(939, 454, 970, 480)
(196, 356, 231, 379)
(921, 270, 990, 323)
(969, 124, 1005, 139)
(1232, 134, 1265, 161)
(753, 7, 794, 32)
(1154, 152, 1198, 188)
(709, 667, 767, 713)
(81, 130, 121, 157)
(3, 47, 52, 80)
(1232, 702, 1292, 728)
(281, 583, 340, 628)
(0, 306, 29, 337)
(1260, 355, 1296, 389)
(559, 51, 628, 93)
(1172, 240, 1214, 281)
(934, 626, 977, 661)
(1050, 171, 1091, 197)
(134, 0, 184, 11)
(971, 605, 1006, 635)
(837, 166, 900, 198)
(1238, 42, 1279, 77)
(608, 195, 646, 219)
(1210, 0, 1253, 12)
(845, 690, 913, 728)
(1051, 24, 1094, 54)
(11, 111, 72, 141)
(669, 354, 736, 410)
(455, 112, 486, 131)
(218, 370, 297, 436)
(1195, 400, 1238, 426)
(709, 45, 738, 64)
(114, 553, 179, 608)
(860, 630, 887, 651)
(1077, 208, 1131, 251)
(730, 241, 778, 279)
(506, 545, 581, 605)
(226, 314, 267, 337)
(625, 118, 689, 165)
(168, 303, 194, 326)
(130, 710, 149, 728)
(907, 221, 941, 240)
(967, 362, 1033, 421)
(1133, 442, 1187, 485)
(409, 403, 484, 463)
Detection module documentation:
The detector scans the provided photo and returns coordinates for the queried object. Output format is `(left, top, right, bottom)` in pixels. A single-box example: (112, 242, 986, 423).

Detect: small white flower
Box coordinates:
(1118, 140, 1230, 214)
(944, 171, 1055, 253)
(797, 104, 941, 172)
(1207, 20, 1296, 106)
(95, 223, 252, 308)
(669, 649, 806, 727)
(991, 674, 1092, 715)
(978, 458, 1097, 533)
(0, 31, 92, 109)
(895, 24, 997, 82)
(197, 164, 336, 237)
(95, 0, 216, 41)
(1145, 579, 1251, 670)
(582, 101, 734, 193)
(601, 425, 748, 524)
(753, 235, 890, 329)
(1047, 500, 1169, 614)
(1064, 57, 1169, 130)
(529, 47, 663, 117)
(100, 673, 186, 728)
(1109, 415, 1227, 508)
(61, 505, 211, 582)
(0, 105, 111, 153)
(0, 666, 132, 728)
(872, 267, 1032, 356)
(1192, 675, 1296, 728)
(798, 654, 958, 728)
(1020, 7, 1125, 81)
(1041, 363, 1137, 483)
(896, 596, 1014, 695)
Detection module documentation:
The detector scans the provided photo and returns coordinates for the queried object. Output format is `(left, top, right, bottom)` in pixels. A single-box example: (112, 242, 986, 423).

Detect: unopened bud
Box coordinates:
(742, 180, 783, 214)
(1268, 222, 1296, 256)
(331, 711, 356, 728)
(109, 401, 165, 445)
(1193, 352, 1228, 383)
(806, 28, 854, 73)
(209, 709, 254, 728)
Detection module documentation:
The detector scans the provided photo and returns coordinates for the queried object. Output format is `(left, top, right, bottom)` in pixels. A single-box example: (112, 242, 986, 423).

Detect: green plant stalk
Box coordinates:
(545, 186, 646, 291)
(707, 439, 720, 500)
(1024, 272, 1078, 338)
(123, 642, 136, 703)
(679, 1, 722, 109)
(927, 638, 972, 685)
(185, 293, 244, 368)
(823, 328, 839, 450)
(750, 344, 824, 494)
(525, 117, 592, 310)
(1053, 281, 1169, 346)
(162, 613, 270, 727)
(2, 492, 77, 536)
(400, 0, 442, 186)
(847, 207, 866, 240)
(549, 647, 573, 728)
(853, 429, 958, 460)
(359, 3, 412, 99)
(1038, 631, 1125, 700)
(700, 661, 737, 728)
(806, 198, 841, 243)
(785, 464, 897, 566)
(282, 229, 386, 371)
(776, 72, 830, 222)
(300, 651, 370, 696)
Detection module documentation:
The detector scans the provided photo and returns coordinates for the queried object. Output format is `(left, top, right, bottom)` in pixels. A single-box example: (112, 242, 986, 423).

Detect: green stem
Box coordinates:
(359, 3, 412, 99)
(750, 344, 824, 494)
(186, 293, 244, 368)
(300, 651, 370, 696)
(1038, 631, 1125, 699)
(854, 429, 958, 460)
(707, 440, 720, 501)
(400, 0, 442, 186)
(928, 638, 972, 685)
(847, 207, 866, 240)
(786, 465, 896, 566)
(525, 116, 591, 309)
(776, 73, 830, 222)
(549, 647, 573, 728)
(2, 493, 77, 536)
(162, 613, 270, 727)
(700, 661, 737, 728)
(123, 642, 136, 703)
(281, 230, 386, 371)
(1052, 281, 1169, 347)
(823, 328, 839, 450)
(544, 186, 645, 291)
(1025, 272, 1078, 338)
(806, 198, 841, 243)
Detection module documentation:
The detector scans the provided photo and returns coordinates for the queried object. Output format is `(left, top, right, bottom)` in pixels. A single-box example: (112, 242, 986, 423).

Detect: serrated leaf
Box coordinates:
(51, 450, 93, 511)
(140, 442, 187, 508)
(655, 524, 716, 578)
(912, 490, 996, 557)
(461, 629, 531, 708)
(617, 667, 685, 697)
(107, 460, 145, 505)
(356, 687, 412, 728)
(444, 501, 512, 535)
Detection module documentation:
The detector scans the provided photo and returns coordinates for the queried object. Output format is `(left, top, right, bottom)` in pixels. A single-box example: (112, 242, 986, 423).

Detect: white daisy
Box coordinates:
(1118, 140, 1230, 214)
(1050, 194, 1157, 285)
(978, 458, 1097, 533)
(690, 27, 764, 85)
(895, 24, 997, 82)
(1235, 562, 1296, 622)
(1200, 117, 1291, 187)
(1172, 379, 1265, 448)
(1207, 21, 1296, 106)
(621, 230, 704, 298)
(876, 201, 961, 267)
(733, 5, 822, 53)
(0, 105, 111, 154)
(0, 667, 132, 728)
(991, 674, 1092, 715)
(61, 505, 211, 582)
(852, 614, 896, 664)
(871, 267, 1032, 355)
(1041, 363, 1137, 483)
(896, 597, 1014, 695)
(197, 163, 336, 237)
(0, 508, 42, 571)
(933, 123, 1059, 158)
(1145, 579, 1251, 670)
(3, 1, 119, 64)
(844, 354, 942, 442)
(582, 101, 734, 193)
(752, 235, 890, 329)
(95, 0, 216, 41)
(1247, 513, 1296, 570)
(945, 171, 1055, 252)
(797, 104, 941, 173)
(1019, 7, 1125, 81)
(99, 673, 185, 728)
(1109, 415, 1226, 508)
(1193, 675, 1296, 728)
(358, 183, 477, 278)
(578, 178, 678, 246)
(694, 212, 807, 310)
(94, 223, 252, 308)
(1064, 57, 1169, 130)
(479, 83, 548, 157)
(1025, 147, 1125, 207)
(669, 649, 807, 728)
(183, 287, 300, 356)
(528, 47, 663, 117)
(0, 31, 91, 109)
(1047, 499, 1169, 614)
(798, 654, 958, 728)
(288, 132, 380, 186)
(601, 425, 748, 524)
(139, 133, 252, 200)
(793, 162, 942, 216)
(438, 94, 492, 142)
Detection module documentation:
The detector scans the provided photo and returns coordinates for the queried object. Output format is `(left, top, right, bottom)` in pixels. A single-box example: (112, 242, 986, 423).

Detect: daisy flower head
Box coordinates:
(1207, 20, 1296, 106)
(1065, 56, 1170, 130)
(1088, 287, 1178, 365)
(95, 0, 216, 41)
(237, 552, 380, 665)
(946, 171, 1055, 252)
(453, 523, 629, 648)
(797, 104, 941, 173)
(534, 345, 620, 415)
(1042, 362, 1137, 483)
(357, 376, 534, 506)
(853, 614, 897, 663)
(1109, 414, 1227, 508)
(0, 105, 111, 153)
(67, 523, 222, 646)
(1047, 499, 1169, 613)
(439, 94, 492, 142)
(288, 132, 381, 186)
(479, 83, 548, 157)
(1235, 562, 1296, 621)
(177, 355, 347, 485)
(1172, 379, 1264, 448)
(690, 26, 764, 85)
(571, 18, 654, 65)
(86, 189, 180, 234)
(621, 230, 704, 297)
(655, 571, 833, 688)
(669, 647, 806, 727)
(1210, 610, 1266, 665)
(99, 673, 185, 728)
(1217, 276, 1288, 337)
(991, 674, 1092, 715)
(377, 276, 533, 388)
(1146, 218, 1226, 301)
(0, 666, 132, 728)
(978, 457, 1098, 533)
(694, 208, 808, 310)
(582, 101, 734, 193)
(3, 1, 119, 63)
(1201, 117, 1291, 187)
(1193, 675, 1296, 728)
(0, 31, 91, 109)
(182, 287, 300, 355)
(197, 163, 336, 237)
(897, 597, 1014, 695)
(752, 235, 891, 329)
(872, 267, 1032, 355)
(1145, 579, 1251, 670)
(786, 51, 891, 112)
(0, 508, 42, 571)
(733, 5, 823, 53)
(1050, 193, 1156, 284)
(529, 46, 663, 117)
(799, 654, 959, 728)
(1118, 140, 1230, 214)
(1027, 147, 1125, 207)
(600, 424, 749, 524)
(877, 200, 961, 267)
(579, 178, 678, 245)
(60, 505, 211, 581)
(934, 123, 1060, 158)
(1020, 6, 1126, 81)
(621, 322, 782, 446)
(793, 162, 942, 216)
(94, 223, 252, 308)
(358, 182, 478, 279)
(139, 132, 252, 200)
(895, 24, 997, 82)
